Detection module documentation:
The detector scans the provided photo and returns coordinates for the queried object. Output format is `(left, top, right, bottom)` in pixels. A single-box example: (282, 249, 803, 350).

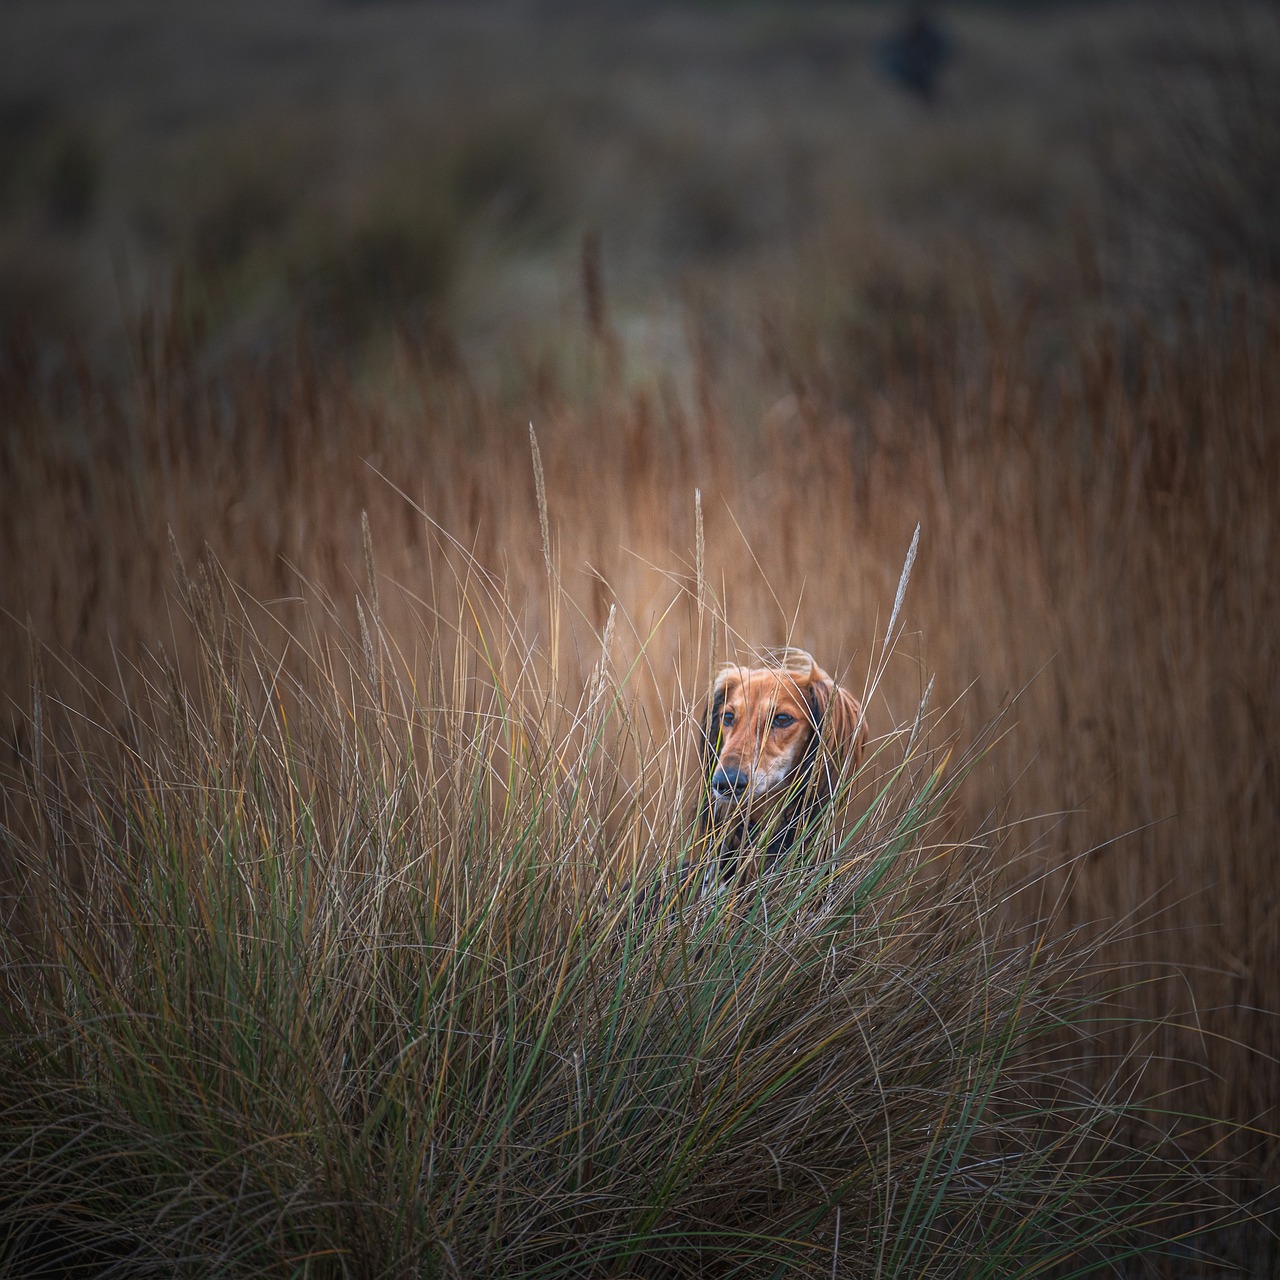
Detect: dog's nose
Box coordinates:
(711, 766, 750, 801)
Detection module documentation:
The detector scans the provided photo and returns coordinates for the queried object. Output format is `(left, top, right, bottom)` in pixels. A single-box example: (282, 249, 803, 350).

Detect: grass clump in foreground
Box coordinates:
(0, 540, 1237, 1278)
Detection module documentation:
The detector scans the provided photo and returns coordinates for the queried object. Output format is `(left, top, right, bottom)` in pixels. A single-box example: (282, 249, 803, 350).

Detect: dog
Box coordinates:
(694, 648, 867, 883)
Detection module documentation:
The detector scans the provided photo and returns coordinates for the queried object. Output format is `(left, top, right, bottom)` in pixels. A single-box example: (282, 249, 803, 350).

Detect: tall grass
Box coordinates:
(0, 531, 1232, 1277)
(1, 274, 1278, 1270)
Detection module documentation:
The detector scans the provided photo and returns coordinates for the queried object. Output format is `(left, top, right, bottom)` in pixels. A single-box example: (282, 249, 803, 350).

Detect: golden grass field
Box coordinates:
(1, 1, 1278, 1274)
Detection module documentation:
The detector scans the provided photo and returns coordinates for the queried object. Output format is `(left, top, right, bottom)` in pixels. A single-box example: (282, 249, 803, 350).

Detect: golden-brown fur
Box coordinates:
(695, 648, 867, 879)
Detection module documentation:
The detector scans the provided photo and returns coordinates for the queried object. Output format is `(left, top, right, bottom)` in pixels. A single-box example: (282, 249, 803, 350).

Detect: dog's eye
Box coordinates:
(772, 712, 795, 728)
(721, 710, 735, 726)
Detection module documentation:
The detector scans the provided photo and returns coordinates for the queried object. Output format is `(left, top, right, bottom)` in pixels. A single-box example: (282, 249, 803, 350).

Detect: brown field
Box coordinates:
(1, 1, 1278, 1273)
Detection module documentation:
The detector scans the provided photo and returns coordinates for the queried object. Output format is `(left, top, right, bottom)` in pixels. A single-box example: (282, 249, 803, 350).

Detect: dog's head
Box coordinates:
(697, 648, 867, 831)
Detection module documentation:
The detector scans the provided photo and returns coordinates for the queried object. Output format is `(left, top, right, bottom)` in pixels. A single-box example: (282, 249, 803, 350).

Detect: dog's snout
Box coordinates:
(711, 766, 750, 801)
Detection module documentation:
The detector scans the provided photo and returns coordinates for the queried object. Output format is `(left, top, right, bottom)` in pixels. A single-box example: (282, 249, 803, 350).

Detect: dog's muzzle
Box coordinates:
(709, 765, 751, 808)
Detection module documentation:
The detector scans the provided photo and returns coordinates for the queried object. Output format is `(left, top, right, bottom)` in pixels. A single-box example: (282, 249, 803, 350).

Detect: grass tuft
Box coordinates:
(0, 548, 1242, 1277)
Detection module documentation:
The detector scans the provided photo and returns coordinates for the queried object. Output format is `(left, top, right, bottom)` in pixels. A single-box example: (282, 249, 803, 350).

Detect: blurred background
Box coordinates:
(2, 0, 1277, 364)
(2, 0, 1279, 1268)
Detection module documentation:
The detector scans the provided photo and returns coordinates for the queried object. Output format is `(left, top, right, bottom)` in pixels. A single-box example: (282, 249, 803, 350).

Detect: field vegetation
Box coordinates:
(1, 1, 1278, 1274)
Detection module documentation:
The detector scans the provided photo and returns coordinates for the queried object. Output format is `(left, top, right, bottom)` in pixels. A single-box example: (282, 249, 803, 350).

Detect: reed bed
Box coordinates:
(1, 278, 1277, 1270)
(0, 525, 1233, 1276)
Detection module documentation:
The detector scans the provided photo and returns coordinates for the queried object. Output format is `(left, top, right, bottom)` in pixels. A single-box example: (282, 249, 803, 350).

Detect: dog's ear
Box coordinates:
(696, 667, 737, 771)
(807, 667, 868, 774)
